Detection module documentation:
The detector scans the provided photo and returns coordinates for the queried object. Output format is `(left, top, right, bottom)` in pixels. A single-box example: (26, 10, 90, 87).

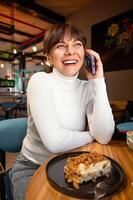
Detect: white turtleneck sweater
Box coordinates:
(22, 68, 114, 164)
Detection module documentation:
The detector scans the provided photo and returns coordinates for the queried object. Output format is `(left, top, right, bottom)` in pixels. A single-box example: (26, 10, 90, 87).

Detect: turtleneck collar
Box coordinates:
(51, 68, 79, 91)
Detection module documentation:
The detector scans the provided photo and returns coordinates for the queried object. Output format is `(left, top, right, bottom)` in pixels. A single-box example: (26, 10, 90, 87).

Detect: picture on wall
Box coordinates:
(91, 9, 133, 72)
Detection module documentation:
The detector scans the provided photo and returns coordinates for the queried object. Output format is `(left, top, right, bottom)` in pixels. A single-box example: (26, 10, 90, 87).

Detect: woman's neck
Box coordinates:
(52, 68, 79, 91)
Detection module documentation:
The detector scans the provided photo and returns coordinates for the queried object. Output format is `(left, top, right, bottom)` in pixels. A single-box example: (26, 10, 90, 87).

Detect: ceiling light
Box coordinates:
(0, 63, 4, 68)
(32, 46, 37, 52)
(13, 49, 17, 54)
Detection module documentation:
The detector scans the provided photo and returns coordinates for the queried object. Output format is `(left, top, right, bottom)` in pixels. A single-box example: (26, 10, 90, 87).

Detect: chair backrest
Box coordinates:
(0, 118, 27, 152)
(0, 118, 27, 199)
(0, 102, 19, 119)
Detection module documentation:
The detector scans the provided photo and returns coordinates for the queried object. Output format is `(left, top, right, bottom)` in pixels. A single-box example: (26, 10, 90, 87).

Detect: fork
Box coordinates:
(94, 180, 111, 200)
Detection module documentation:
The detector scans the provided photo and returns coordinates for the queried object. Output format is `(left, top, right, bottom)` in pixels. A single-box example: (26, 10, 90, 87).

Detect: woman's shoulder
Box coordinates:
(77, 78, 91, 88)
(27, 72, 52, 90)
(29, 71, 52, 84)
(30, 71, 50, 80)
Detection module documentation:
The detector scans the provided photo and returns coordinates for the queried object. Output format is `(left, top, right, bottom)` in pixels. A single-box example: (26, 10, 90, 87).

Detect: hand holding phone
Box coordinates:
(84, 53, 96, 75)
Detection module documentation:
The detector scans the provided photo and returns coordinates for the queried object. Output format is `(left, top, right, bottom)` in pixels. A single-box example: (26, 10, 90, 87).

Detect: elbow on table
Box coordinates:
(94, 126, 115, 145)
(97, 136, 112, 145)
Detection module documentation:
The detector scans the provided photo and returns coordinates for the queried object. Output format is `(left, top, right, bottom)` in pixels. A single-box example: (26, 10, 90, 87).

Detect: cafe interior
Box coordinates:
(0, 0, 133, 200)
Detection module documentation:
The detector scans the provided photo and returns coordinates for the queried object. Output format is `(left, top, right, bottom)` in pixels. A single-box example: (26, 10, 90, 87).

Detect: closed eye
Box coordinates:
(55, 43, 66, 49)
(74, 41, 83, 47)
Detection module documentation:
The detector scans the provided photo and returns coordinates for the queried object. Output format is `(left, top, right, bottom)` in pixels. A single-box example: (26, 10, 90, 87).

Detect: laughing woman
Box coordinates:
(10, 23, 114, 200)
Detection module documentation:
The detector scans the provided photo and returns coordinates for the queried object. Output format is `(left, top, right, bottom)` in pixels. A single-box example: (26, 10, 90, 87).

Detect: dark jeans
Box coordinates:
(9, 153, 40, 200)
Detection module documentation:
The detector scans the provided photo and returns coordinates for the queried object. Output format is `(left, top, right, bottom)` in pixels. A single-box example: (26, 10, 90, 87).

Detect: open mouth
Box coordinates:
(63, 60, 78, 65)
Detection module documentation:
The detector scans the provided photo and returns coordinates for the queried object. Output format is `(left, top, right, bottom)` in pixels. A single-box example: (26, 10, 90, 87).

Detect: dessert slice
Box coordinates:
(64, 152, 111, 189)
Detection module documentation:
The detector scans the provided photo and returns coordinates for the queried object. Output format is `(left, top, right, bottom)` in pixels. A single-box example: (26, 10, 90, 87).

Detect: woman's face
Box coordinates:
(48, 35, 85, 77)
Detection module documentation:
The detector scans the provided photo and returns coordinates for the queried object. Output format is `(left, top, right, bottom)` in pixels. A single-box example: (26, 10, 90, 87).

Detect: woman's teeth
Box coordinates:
(63, 60, 77, 64)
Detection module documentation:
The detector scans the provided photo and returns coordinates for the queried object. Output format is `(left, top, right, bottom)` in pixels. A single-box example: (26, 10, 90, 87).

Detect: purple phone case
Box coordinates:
(84, 54, 96, 75)
(90, 55, 96, 75)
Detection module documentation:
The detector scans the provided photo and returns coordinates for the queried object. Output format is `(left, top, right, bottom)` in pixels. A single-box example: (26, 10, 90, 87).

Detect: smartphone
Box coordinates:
(84, 53, 96, 75)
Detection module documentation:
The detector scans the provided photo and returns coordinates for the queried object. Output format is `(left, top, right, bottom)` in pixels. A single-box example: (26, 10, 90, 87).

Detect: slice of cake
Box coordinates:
(64, 152, 111, 189)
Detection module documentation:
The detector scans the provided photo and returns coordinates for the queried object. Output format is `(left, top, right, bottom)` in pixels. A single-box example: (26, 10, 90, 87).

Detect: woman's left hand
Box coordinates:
(84, 49, 104, 79)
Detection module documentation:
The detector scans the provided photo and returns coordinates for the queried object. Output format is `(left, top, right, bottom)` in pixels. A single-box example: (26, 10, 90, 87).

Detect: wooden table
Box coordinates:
(25, 141, 133, 200)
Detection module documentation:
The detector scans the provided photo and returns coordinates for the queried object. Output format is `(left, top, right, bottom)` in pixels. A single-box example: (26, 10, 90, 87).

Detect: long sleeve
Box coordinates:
(86, 77, 115, 144)
(27, 73, 93, 154)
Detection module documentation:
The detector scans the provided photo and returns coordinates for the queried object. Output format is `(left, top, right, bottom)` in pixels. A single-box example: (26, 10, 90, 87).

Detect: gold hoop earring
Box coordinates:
(46, 61, 52, 67)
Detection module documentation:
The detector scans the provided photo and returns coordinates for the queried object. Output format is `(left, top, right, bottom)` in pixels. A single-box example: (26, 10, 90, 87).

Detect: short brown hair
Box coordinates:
(43, 23, 87, 54)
